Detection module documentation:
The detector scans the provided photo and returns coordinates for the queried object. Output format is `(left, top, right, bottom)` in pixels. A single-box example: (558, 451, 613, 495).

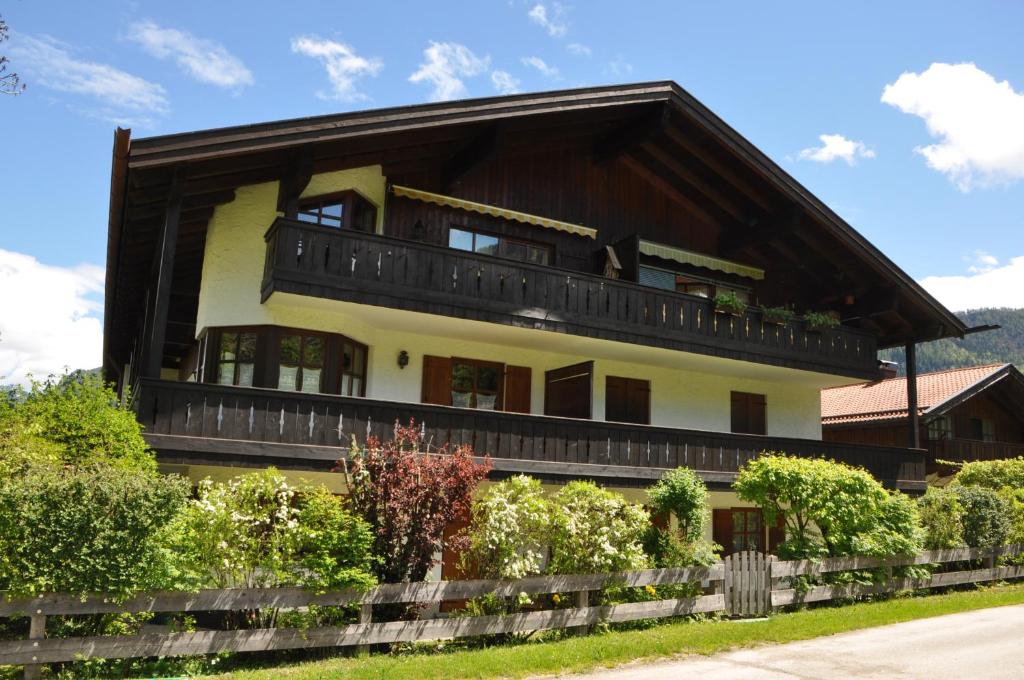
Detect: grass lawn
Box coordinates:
(205, 584, 1024, 680)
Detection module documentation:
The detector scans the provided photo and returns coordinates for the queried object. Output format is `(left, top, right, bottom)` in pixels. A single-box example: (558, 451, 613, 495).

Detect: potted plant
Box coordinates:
(804, 310, 840, 332)
(760, 305, 794, 325)
(713, 291, 747, 317)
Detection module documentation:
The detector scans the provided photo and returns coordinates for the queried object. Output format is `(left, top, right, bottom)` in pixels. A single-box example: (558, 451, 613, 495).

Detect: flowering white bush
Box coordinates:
(465, 475, 551, 579)
(547, 480, 650, 575)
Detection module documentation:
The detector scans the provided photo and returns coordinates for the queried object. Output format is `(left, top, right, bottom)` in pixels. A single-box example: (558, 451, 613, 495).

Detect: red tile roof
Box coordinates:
(821, 364, 1008, 425)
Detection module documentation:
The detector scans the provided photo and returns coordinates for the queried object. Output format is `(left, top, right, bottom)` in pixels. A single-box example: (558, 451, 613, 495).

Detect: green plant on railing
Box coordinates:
(803, 310, 840, 331)
(760, 305, 794, 325)
(713, 291, 747, 316)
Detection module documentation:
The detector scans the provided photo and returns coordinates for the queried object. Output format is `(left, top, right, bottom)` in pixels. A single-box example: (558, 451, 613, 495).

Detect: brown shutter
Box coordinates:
(628, 379, 651, 425)
(503, 365, 532, 413)
(731, 392, 766, 435)
(545, 361, 593, 419)
(606, 376, 627, 421)
(750, 393, 767, 435)
(712, 509, 733, 556)
(730, 392, 746, 433)
(421, 355, 453, 406)
(606, 376, 650, 424)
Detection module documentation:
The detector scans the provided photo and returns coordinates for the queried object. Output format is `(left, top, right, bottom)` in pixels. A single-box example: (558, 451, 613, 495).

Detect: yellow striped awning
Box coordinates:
(639, 240, 765, 280)
(391, 185, 597, 239)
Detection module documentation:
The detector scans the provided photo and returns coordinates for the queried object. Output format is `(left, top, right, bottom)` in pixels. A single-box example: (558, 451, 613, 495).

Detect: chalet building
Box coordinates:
(102, 82, 968, 557)
(823, 363, 1024, 480)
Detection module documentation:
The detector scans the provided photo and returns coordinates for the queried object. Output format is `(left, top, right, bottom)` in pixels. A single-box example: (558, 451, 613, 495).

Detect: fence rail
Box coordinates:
(2, 546, 1021, 673)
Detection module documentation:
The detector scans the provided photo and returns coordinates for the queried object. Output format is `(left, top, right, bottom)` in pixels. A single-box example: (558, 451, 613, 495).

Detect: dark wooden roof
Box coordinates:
(103, 81, 967, 380)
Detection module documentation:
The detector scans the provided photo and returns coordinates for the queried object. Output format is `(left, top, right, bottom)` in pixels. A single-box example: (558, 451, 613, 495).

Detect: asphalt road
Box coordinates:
(571, 604, 1024, 679)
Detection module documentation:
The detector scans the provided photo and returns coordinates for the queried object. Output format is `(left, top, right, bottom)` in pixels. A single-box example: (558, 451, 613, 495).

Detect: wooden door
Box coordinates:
(544, 361, 593, 419)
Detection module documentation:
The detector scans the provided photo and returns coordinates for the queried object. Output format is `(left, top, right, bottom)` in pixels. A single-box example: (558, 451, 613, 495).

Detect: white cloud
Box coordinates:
(127, 20, 253, 89)
(604, 55, 633, 78)
(919, 255, 1024, 312)
(881, 63, 1024, 191)
(409, 41, 489, 102)
(528, 3, 568, 37)
(965, 250, 1000, 274)
(521, 56, 559, 79)
(0, 249, 104, 386)
(291, 36, 382, 102)
(566, 42, 591, 57)
(797, 133, 876, 165)
(491, 70, 520, 95)
(11, 34, 168, 114)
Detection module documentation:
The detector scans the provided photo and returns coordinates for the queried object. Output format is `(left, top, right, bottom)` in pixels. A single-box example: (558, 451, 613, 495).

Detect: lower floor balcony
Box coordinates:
(135, 378, 926, 491)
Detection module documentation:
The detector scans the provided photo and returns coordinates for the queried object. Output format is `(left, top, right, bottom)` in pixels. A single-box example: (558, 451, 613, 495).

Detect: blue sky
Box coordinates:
(1, 0, 1023, 380)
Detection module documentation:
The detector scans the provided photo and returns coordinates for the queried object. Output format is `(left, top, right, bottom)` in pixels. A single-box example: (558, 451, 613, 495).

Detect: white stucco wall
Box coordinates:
(196, 169, 849, 441)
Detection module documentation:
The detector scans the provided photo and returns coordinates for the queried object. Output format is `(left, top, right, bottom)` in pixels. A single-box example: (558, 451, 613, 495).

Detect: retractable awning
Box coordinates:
(391, 185, 597, 239)
(638, 240, 764, 280)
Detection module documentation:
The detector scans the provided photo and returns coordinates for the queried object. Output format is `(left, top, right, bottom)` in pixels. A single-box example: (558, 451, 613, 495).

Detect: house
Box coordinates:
(102, 82, 967, 558)
(822, 363, 1024, 480)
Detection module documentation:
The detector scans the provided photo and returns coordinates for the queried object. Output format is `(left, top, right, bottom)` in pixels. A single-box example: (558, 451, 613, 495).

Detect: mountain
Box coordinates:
(879, 308, 1024, 374)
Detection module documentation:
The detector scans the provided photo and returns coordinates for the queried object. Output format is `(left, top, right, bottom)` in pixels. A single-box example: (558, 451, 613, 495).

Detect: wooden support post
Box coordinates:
(906, 342, 920, 448)
(357, 603, 372, 657)
(143, 169, 184, 378)
(574, 590, 589, 636)
(23, 614, 45, 680)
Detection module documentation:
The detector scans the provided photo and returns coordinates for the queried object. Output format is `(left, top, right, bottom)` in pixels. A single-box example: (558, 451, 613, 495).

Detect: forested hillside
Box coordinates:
(879, 308, 1024, 374)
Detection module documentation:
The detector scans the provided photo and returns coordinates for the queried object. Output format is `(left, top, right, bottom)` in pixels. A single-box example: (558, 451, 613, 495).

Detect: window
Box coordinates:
(451, 359, 503, 410)
(448, 227, 552, 265)
(713, 508, 784, 556)
(605, 376, 650, 424)
(637, 266, 750, 303)
(278, 333, 326, 393)
(729, 508, 763, 553)
(966, 417, 995, 442)
(204, 326, 367, 396)
(216, 331, 257, 386)
(731, 391, 766, 435)
(297, 191, 377, 231)
(928, 416, 953, 441)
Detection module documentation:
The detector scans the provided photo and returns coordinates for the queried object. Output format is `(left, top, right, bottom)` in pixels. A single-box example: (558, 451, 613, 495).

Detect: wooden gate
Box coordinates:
(723, 550, 770, 616)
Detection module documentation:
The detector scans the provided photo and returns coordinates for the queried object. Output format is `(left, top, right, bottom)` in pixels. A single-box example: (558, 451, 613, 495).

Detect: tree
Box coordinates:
(954, 485, 1013, 549)
(547, 481, 650, 575)
(464, 475, 551, 579)
(644, 467, 718, 568)
(344, 420, 490, 585)
(1, 15, 25, 95)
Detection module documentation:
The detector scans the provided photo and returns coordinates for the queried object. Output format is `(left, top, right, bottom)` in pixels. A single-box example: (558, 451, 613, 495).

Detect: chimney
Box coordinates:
(877, 360, 899, 379)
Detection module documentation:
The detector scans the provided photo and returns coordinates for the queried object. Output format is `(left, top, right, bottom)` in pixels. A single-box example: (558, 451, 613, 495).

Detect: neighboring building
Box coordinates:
(822, 363, 1024, 480)
(102, 82, 966, 557)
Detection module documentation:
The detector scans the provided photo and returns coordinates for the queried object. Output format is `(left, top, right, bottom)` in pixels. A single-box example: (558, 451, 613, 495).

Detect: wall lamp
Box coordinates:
(397, 350, 409, 369)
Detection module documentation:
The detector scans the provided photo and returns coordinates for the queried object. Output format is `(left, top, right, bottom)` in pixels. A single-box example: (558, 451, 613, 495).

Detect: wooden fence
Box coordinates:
(2, 545, 1022, 675)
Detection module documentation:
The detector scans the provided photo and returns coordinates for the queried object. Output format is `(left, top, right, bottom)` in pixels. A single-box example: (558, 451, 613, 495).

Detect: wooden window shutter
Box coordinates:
(606, 376, 650, 424)
(421, 355, 453, 406)
(712, 509, 732, 555)
(628, 379, 651, 425)
(749, 393, 766, 435)
(768, 511, 786, 554)
(731, 391, 766, 435)
(503, 365, 532, 413)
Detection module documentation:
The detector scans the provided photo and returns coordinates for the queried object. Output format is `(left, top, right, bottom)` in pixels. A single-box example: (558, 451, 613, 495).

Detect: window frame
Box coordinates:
(296, 189, 378, 232)
(200, 325, 368, 397)
(447, 225, 554, 266)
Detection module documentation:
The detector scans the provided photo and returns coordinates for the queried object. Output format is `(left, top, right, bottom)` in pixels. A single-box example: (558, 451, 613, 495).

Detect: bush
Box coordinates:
(644, 467, 717, 568)
(0, 372, 153, 472)
(465, 475, 551, 579)
(734, 454, 921, 559)
(917, 486, 965, 549)
(0, 463, 189, 598)
(956, 458, 1024, 490)
(345, 420, 490, 584)
(954, 485, 1013, 549)
(547, 481, 650, 575)
(170, 469, 375, 592)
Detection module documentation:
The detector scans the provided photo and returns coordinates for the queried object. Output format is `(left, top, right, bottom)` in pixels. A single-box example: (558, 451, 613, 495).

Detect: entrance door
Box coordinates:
(544, 361, 593, 419)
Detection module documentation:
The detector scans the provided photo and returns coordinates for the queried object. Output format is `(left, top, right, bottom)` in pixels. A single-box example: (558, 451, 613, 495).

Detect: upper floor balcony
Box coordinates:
(261, 219, 881, 380)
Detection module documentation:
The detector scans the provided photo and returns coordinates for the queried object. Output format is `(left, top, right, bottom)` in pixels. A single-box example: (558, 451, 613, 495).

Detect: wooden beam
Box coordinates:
(906, 342, 920, 448)
(618, 155, 721, 225)
(593, 104, 669, 165)
(277, 145, 315, 216)
(441, 123, 503, 190)
(143, 168, 184, 378)
(720, 204, 801, 258)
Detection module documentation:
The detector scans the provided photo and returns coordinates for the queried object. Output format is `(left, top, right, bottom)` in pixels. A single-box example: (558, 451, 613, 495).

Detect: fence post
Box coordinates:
(23, 613, 45, 680)
(723, 554, 733, 616)
(357, 603, 372, 657)
(574, 589, 589, 636)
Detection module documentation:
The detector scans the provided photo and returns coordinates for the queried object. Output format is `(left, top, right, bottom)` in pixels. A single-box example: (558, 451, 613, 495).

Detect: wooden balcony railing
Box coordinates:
(928, 438, 1024, 463)
(135, 379, 925, 489)
(262, 219, 880, 379)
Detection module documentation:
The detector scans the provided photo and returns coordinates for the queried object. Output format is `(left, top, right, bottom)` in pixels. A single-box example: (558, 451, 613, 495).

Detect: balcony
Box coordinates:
(928, 437, 1024, 464)
(262, 219, 880, 380)
(135, 379, 925, 490)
